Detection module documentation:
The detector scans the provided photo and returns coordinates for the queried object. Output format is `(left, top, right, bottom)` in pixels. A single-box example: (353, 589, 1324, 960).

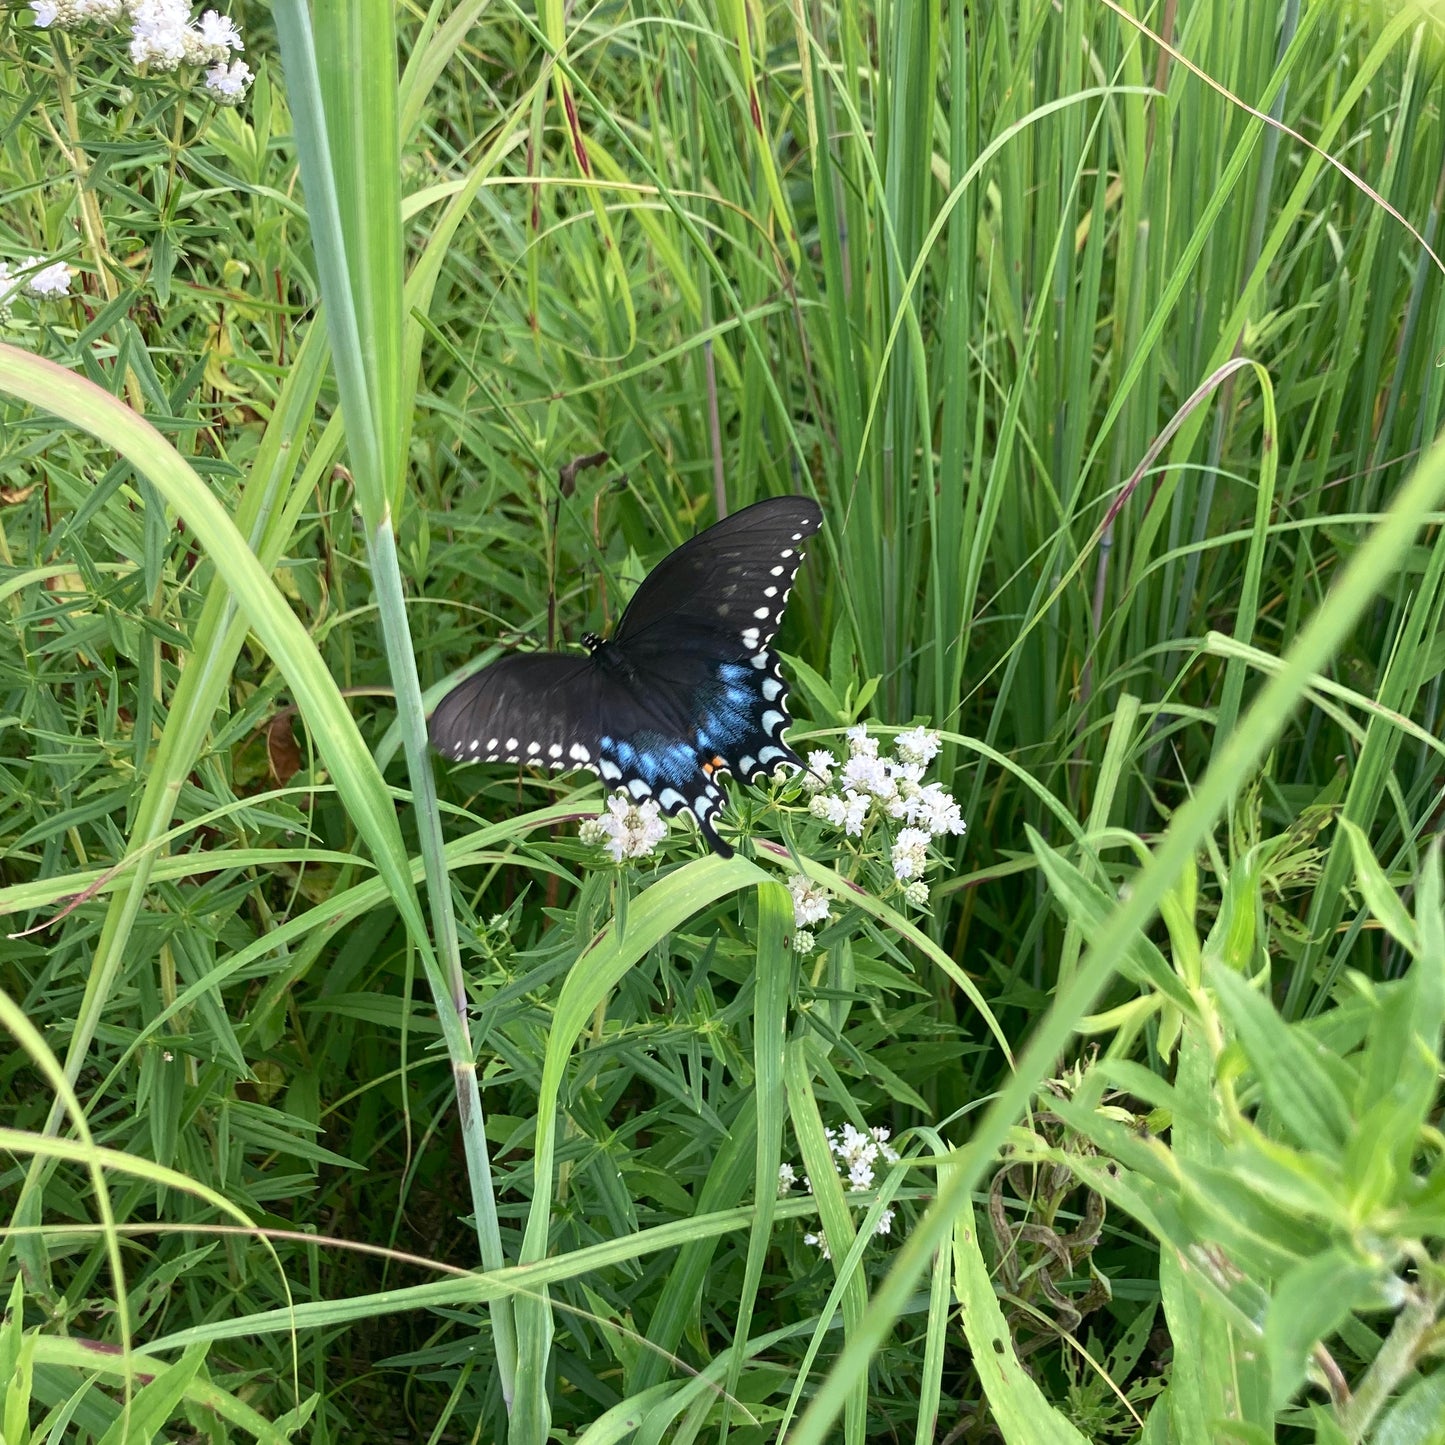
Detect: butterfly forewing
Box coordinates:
(430, 495, 822, 856)
(613, 496, 822, 653)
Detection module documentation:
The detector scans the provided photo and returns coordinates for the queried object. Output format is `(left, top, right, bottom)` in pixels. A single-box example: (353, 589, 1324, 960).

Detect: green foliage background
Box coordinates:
(3, 1, 1445, 1441)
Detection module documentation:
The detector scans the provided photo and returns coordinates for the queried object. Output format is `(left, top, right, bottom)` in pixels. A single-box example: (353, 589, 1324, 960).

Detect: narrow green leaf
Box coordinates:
(1208, 961, 1353, 1154)
(1339, 819, 1418, 955)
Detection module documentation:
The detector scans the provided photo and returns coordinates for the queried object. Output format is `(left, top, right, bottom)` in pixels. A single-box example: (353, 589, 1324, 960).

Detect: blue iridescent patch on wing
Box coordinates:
(693, 678, 756, 754)
(629, 731, 699, 787)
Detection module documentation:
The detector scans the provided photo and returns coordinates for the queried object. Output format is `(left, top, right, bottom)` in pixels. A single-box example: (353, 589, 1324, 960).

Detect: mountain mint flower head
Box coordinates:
(26, 260, 71, 297)
(204, 58, 252, 102)
(31, 0, 125, 26)
(1, 257, 72, 312)
(777, 1163, 797, 1196)
(802, 749, 835, 792)
(797, 1120, 904, 1257)
(890, 826, 931, 881)
(902, 780, 965, 837)
(579, 794, 668, 863)
(192, 7, 242, 58)
(894, 725, 942, 767)
(29, 0, 252, 105)
(841, 752, 895, 801)
(788, 874, 833, 928)
(129, 0, 191, 68)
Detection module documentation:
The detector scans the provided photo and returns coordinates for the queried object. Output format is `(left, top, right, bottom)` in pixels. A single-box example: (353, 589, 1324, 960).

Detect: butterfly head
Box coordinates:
(581, 631, 606, 654)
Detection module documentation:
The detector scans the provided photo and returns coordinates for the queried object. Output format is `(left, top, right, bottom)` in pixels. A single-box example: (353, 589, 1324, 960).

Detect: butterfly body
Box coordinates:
(429, 495, 823, 857)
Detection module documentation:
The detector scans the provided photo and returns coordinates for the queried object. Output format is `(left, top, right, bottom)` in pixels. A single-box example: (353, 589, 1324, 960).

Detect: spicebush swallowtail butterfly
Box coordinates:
(429, 495, 823, 857)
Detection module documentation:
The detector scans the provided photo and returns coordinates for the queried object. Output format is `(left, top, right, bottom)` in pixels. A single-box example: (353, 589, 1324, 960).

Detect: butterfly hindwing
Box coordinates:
(430, 495, 822, 856)
(428, 652, 611, 770)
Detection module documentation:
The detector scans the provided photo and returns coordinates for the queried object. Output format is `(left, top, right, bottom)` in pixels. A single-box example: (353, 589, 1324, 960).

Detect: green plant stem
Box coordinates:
(366, 516, 517, 1406)
(1336, 1265, 1445, 1441)
(45, 35, 145, 412)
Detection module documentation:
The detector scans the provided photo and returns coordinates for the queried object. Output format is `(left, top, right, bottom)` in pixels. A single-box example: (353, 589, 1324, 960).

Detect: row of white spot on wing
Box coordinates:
(455, 736, 597, 773)
(754, 657, 796, 779)
(741, 540, 807, 650)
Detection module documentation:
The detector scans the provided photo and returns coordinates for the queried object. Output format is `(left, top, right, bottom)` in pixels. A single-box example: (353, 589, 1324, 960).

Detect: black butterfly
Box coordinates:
(429, 495, 823, 857)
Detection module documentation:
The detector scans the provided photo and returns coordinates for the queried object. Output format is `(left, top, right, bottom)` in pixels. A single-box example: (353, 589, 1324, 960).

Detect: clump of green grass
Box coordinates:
(3, 2, 1445, 1441)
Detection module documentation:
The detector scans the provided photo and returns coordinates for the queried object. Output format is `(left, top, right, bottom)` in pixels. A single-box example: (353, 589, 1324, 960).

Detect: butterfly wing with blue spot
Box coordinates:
(430, 495, 823, 856)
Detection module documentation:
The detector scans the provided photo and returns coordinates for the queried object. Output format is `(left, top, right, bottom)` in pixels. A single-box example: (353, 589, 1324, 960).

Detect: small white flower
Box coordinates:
(871, 1127, 900, 1164)
(894, 725, 941, 767)
(778, 1163, 797, 1196)
(788, 874, 832, 928)
(893, 760, 925, 788)
(196, 9, 242, 49)
(31, 0, 60, 26)
(903, 782, 966, 838)
(875, 1208, 895, 1236)
(831, 1121, 884, 1192)
(845, 724, 878, 759)
(840, 790, 870, 835)
(26, 260, 71, 297)
(204, 57, 253, 102)
(891, 826, 931, 881)
(793, 929, 816, 955)
(841, 753, 893, 800)
(583, 793, 668, 863)
(802, 748, 836, 792)
(803, 1230, 831, 1260)
(809, 788, 872, 833)
(904, 880, 930, 907)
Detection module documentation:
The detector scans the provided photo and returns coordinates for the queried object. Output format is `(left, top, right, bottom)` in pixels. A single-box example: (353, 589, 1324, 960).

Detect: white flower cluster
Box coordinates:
(788, 873, 832, 956)
(0, 256, 72, 313)
(826, 1121, 901, 1190)
(806, 725, 964, 886)
(579, 793, 669, 863)
(794, 1121, 901, 1258)
(30, 0, 253, 105)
